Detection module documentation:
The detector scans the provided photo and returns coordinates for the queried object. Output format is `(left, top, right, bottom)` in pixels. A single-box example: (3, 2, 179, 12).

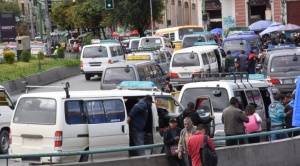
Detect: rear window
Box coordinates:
(13, 98, 56, 124)
(140, 38, 162, 48)
(172, 53, 200, 67)
(182, 36, 205, 48)
(82, 46, 108, 58)
(103, 67, 137, 84)
(270, 55, 300, 72)
(131, 40, 139, 49)
(180, 88, 229, 113)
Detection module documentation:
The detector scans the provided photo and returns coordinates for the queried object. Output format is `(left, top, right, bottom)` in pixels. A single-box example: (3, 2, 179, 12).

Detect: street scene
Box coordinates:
(1, 0, 300, 166)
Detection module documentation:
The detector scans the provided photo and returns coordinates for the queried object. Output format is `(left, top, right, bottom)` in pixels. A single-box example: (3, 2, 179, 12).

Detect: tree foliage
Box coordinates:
(0, 1, 21, 16)
(50, 0, 164, 37)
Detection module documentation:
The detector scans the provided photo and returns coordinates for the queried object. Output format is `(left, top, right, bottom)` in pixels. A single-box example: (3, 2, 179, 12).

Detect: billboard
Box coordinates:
(0, 12, 17, 42)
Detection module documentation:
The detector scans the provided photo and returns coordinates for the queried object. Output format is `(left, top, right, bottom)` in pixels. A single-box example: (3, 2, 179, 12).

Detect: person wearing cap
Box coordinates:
(284, 93, 299, 137)
(233, 58, 245, 72)
(127, 95, 153, 156)
(163, 117, 185, 166)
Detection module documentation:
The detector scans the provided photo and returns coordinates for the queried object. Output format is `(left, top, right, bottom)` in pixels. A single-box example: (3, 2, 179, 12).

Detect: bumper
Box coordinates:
(274, 84, 296, 94)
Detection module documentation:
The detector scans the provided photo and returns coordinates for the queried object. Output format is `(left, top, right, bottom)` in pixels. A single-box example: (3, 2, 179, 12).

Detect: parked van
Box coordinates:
(0, 85, 15, 154)
(222, 31, 262, 57)
(101, 61, 168, 90)
(9, 83, 186, 164)
(139, 36, 174, 54)
(261, 45, 300, 93)
(169, 45, 223, 85)
(177, 74, 277, 146)
(181, 32, 216, 49)
(126, 49, 171, 72)
(80, 43, 126, 80)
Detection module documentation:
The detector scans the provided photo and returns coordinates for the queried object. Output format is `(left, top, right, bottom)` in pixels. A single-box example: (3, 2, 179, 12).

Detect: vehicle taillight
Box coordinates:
(55, 131, 63, 147)
(9, 130, 11, 144)
(169, 72, 179, 78)
(108, 60, 112, 64)
(269, 79, 280, 84)
(80, 61, 83, 67)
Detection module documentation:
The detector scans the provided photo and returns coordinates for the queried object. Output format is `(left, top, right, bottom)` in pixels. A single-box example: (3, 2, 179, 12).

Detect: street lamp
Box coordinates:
(150, 0, 154, 35)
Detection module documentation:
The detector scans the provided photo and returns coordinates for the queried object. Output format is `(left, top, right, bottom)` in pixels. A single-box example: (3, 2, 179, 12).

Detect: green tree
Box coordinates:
(0, 1, 21, 16)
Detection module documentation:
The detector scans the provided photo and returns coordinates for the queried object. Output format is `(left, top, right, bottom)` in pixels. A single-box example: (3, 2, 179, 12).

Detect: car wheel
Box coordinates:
(85, 74, 91, 81)
(0, 130, 9, 154)
(79, 154, 89, 162)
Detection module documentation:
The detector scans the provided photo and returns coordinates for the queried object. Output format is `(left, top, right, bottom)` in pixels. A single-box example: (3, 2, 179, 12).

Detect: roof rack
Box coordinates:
(24, 82, 70, 98)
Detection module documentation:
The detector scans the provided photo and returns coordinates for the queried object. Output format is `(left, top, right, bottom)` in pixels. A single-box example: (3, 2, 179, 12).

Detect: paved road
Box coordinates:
(1, 74, 101, 166)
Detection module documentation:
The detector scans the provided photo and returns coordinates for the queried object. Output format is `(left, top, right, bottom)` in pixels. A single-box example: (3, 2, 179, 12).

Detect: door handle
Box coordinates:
(122, 125, 125, 133)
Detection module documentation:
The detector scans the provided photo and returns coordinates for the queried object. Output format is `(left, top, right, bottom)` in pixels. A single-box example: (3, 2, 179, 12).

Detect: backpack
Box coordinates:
(200, 135, 218, 166)
(244, 114, 259, 133)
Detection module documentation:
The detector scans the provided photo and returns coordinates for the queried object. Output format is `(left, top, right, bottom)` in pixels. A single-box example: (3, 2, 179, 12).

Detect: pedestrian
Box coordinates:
(163, 118, 185, 166)
(127, 95, 153, 156)
(233, 58, 245, 72)
(284, 93, 299, 137)
(268, 93, 292, 141)
(247, 50, 257, 74)
(225, 50, 235, 72)
(244, 104, 262, 143)
(238, 50, 248, 71)
(182, 102, 214, 127)
(258, 48, 266, 64)
(187, 124, 215, 166)
(178, 117, 197, 166)
(165, 83, 175, 93)
(222, 97, 249, 146)
(53, 46, 59, 55)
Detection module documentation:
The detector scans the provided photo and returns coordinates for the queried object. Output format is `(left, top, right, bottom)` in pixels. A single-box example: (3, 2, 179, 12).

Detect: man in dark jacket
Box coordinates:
(182, 102, 214, 126)
(163, 118, 185, 166)
(233, 58, 245, 72)
(127, 95, 153, 156)
(247, 50, 257, 74)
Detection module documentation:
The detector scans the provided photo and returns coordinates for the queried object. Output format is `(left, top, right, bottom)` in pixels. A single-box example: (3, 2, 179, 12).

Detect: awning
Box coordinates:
(130, 30, 138, 36)
(112, 32, 119, 37)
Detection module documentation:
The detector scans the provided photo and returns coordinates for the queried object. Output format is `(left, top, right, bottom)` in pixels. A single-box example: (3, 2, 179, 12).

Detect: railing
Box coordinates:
(2, 127, 300, 165)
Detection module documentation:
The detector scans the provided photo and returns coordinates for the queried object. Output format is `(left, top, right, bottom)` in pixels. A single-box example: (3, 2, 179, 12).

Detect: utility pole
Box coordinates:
(38, 0, 43, 40)
(45, 0, 52, 55)
(29, 0, 35, 39)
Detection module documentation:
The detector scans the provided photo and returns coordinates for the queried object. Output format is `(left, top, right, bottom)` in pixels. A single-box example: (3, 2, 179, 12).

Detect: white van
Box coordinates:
(9, 83, 185, 164)
(80, 43, 126, 80)
(177, 74, 277, 146)
(0, 85, 15, 154)
(169, 45, 221, 85)
(139, 36, 174, 55)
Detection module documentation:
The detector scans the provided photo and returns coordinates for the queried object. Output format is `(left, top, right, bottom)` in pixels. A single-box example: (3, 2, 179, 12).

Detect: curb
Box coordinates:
(0, 66, 80, 95)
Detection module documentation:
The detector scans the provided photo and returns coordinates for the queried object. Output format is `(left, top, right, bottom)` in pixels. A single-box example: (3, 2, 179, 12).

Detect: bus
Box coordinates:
(155, 26, 204, 51)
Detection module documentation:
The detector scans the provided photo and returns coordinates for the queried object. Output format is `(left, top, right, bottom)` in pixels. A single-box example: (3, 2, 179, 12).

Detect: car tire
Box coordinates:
(85, 74, 91, 81)
(0, 130, 9, 154)
(79, 153, 89, 162)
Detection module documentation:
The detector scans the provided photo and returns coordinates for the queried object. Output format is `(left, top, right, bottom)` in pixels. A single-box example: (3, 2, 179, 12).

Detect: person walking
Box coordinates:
(163, 118, 185, 166)
(283, 93, 299, 137)
(127, 95, 153, 156)
(222, 97, 249, 146)
(258, 48, 266, 64)
(182, 102, 214, 127)
(268, 93, 292, 141)
(238, 50, 248, 71)
(247, 50, 257, 74)
(187, 124, 215, 166)
(225, 50, 235, 72)
(244, 104, 262, 143)
(178, 117, 197, 166)
(233, 59, 245, 72)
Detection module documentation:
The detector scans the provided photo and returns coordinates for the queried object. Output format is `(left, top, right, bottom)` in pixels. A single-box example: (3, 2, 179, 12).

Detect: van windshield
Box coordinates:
(103, 67, 137, 84)
(172, 53, 200, 67)
(13, 98, 56, 125)
(223, 40, 248, 52)
(182, 36, 206, 48)
(180, 88, 229, 113)
(83, 46, 108, 58)
(270, 55, 300, 72)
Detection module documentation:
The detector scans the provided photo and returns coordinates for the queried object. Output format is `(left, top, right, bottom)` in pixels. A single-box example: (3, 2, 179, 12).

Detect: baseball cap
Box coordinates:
(145, 95, 154, 103)
(286, 93, 292, 98)
(169, 117, 177, 123)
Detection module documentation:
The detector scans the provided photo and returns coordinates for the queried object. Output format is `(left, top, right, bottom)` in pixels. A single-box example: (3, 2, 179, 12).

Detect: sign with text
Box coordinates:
(0, 12, 16, 42)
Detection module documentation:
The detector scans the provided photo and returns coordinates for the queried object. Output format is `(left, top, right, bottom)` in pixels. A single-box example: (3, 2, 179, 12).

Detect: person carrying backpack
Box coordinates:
(187, 124, 216, 166)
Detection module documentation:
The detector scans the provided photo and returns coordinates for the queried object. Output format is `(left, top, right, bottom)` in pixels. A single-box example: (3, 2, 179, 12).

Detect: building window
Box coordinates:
(192, 3, 196, 10)
(185, 2, 188, 8)
(171, 0, 175, 5)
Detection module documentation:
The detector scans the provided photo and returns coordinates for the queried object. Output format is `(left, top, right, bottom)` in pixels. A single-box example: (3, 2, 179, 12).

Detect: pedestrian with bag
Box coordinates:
(187, 124, 216, 166)
(244, 104, 262, 143)
(163, 118, 185, 166)
(178, 117, 197, 166)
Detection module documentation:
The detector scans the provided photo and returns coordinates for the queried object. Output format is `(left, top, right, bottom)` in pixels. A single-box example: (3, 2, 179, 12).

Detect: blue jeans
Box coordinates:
(270, 125, 288, 141)
(130, 127, 145, 156)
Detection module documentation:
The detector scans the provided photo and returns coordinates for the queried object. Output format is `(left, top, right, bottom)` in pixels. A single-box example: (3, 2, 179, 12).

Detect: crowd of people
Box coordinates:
(126, 90, 297, 166)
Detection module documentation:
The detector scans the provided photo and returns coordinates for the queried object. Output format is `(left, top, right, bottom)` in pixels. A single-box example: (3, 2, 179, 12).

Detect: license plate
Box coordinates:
(180, 73, 191, 78)
(283, 79, 293, 84)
